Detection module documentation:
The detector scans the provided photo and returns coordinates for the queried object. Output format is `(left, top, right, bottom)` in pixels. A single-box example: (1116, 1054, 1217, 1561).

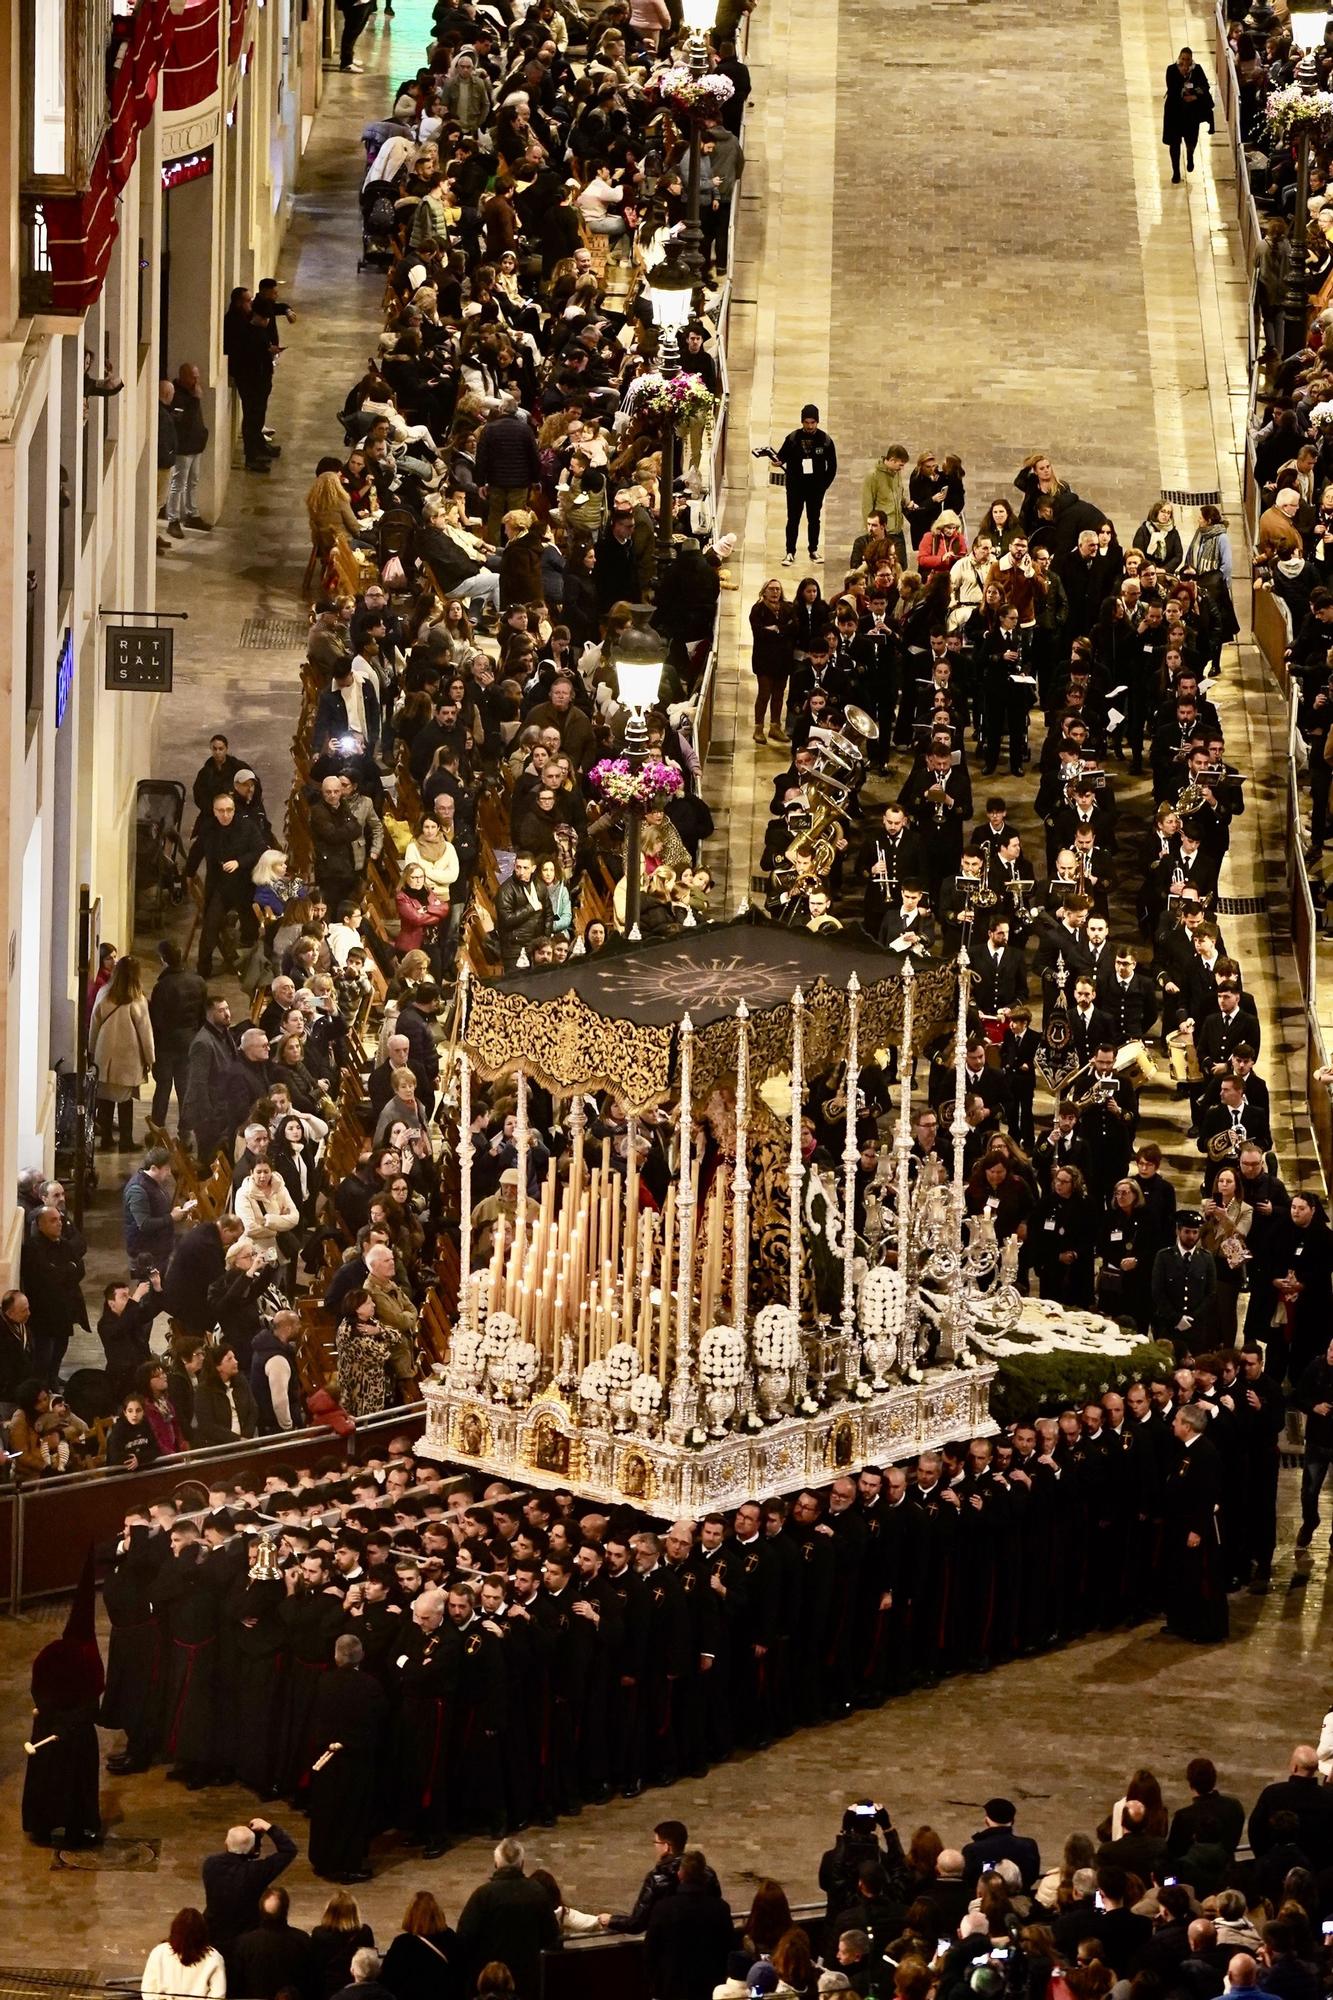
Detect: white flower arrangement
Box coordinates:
(604, 1340, 643, 1393)
(798, 1393, 821, 1416)
(448, 1326, 484, 1383)
(699, 1323, 745, 1389)
(752, 1302, 802, 1370)
(957, 1349, 977, 1370)
(859, 1266, 904, 1336)
(972, 1298, 1137, 1362)
(482, 1310, 519, 1363)
(742, 1409, 765, 1434)
(503, 1337, 539, 1393)
(853, 1378, 874, 1401)
(629, 1372, 663, 1417)
(579, 1359, 610, 1404)
(904, 1363, 923, 1385)
(687, 1425, 709, 1448)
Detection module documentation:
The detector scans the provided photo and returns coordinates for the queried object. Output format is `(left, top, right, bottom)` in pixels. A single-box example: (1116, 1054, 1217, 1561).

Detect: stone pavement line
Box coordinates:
(708, 0, 839, 908)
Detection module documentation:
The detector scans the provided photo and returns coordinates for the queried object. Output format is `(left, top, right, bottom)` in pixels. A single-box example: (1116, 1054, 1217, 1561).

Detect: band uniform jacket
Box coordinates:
(972, 943, 1029, 1015)
(1150, 1243, 1218, 1341)
(1098, 968, 1159, 1042)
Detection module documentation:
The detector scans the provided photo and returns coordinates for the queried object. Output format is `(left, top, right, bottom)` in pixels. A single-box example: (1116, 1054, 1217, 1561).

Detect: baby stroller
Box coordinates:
(134, 779, 188, 924)
(359, 181, 400, 274)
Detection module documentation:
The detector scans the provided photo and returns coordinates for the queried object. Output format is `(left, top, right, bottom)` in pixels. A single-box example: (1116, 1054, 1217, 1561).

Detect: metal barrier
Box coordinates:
(0, 1406, 425, 1612)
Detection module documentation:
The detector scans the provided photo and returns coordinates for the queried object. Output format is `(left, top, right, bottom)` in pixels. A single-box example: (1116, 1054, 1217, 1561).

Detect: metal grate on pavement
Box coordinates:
(239, 616, 310, 650)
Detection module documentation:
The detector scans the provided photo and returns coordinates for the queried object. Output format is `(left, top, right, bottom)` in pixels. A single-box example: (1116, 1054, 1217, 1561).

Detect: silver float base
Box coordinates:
(418, 1365, 998, 1517)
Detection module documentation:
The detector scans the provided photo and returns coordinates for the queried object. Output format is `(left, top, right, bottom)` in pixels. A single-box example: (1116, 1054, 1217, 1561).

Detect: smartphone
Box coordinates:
(1323, 1921, 1333, 1939)
(937, 1943, 951, 1962)
(992, 1948, 1010, 1962)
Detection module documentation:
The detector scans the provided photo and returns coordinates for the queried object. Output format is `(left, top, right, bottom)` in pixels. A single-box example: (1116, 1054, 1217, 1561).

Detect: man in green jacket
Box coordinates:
(861, 446, 909, 565)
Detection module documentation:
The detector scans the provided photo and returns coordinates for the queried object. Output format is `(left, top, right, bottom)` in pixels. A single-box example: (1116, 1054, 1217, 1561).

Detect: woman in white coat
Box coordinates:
(234, 1160, 300, 1259)
(88, 955, 156, 1151)
(141, 1909, 225, 1999)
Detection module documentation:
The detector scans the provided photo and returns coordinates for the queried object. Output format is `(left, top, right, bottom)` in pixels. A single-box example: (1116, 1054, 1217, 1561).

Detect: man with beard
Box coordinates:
(307, 1633, 388, 1882)
(662, 1520, 707, 1778)
(783, 1488, 835, 1725)
(530, 1551, 582, 1822)
(695, 1513, 745, 1761)
(910, 1450, 959, 1678)
(602, 1532, 649, 1799)
(445, 1584, 507, 1840)
(571, 1540, 622, 1804)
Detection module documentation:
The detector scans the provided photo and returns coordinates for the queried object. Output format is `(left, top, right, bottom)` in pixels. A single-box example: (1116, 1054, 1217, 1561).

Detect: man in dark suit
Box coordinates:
(899, 747, 972, 895)
(961, 1798, 1041, 1890)
(1248, 1745, 1333, 1866)
(972, 918, 1028, 1017)
(1100, 947, 1158, 1042)
(858, 804, 925, 934)
(1068, 976, 1113, 1066)
(879, 884, 936, 959)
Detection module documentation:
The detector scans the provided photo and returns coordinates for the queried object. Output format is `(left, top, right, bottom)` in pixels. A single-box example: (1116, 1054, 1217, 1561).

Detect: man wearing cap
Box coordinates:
(961, 1798, 1041, 1891)
(1150, 1210, 1218, 1352)
(770, 405, 838, 567)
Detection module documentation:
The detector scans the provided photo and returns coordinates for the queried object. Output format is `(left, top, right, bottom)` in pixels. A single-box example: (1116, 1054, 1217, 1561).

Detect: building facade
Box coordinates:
(0, 0, 317, 1270)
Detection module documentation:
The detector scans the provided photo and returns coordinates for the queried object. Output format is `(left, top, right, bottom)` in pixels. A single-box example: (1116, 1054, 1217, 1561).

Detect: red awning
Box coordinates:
(163, 0, 222, 113)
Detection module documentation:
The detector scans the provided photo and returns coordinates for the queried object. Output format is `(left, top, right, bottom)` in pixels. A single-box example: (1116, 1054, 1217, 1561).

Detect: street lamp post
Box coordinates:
(677, 0, 715, 279)
(613, 620, 667, 941)
(644, 243, 696, 562)
(1282, 37, 1324, 355)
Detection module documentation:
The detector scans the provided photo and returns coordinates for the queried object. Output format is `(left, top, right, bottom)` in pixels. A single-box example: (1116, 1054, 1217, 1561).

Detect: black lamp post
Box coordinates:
(645, 241, 696, 563)
(1283, 44, 1324, 355)
(614, 615, 668, 942)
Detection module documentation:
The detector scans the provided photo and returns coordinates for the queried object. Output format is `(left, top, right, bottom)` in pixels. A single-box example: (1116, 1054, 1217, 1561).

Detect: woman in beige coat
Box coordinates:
(88, 956, 155, 1149)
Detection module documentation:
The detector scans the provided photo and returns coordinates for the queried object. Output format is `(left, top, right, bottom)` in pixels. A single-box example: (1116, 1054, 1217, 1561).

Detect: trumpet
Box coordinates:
(1071, 1074, 1120, 1111)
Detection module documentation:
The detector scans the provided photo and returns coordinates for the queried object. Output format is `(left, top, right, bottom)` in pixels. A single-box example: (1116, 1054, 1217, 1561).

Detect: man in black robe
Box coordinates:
(153, 1521, 220, 1785)
(1161, 1404, 1228, 1643)
(392, 1587, 458, 1857)
(571, 1540, 622, 1804)
(783, 1489, 835, 1725)
(444, 1586, 508, 1839)
(272, 1552, 345, 1798)
(307, 1633, 388, 1882)
(101, 1514, 167, 1773)
(22, 1549, 103, 1846)
(603, 1533, 649, 1798)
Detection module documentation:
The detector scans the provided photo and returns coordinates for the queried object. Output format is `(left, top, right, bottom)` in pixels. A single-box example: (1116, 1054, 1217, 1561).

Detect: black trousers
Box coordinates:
(197, 891, 256, 977)
(237, 378, 271, 462)
(339, 0, 372, 64)
(785, 484, 824, 557)
(1167, 128, 1200, 177)
(151, 1042, 192, 1128)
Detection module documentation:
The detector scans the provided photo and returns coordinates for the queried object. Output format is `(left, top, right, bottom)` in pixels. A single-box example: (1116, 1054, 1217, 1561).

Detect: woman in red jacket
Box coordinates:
(917, 510, 968, 574)
(395, 862, 450, 971)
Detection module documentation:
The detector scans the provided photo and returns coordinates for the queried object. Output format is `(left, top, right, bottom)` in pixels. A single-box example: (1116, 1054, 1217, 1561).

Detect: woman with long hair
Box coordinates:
(743, 1881, 794, 1958)
(1026, 1165, 1097, 1308)
(1200, 1164, 1253, 1341)
(311, 1891, 376, 2000)
(88, 953, 155, 1149)
(142, 1909, 225, 1999)
(1097, 1179, 1151, 1329)
(529, 1867, 612, 1936)
(1013, 454, 1078, 535)
(1182, 503, 1240, 674)
(1132, 500, 1183, 572)
(749, 578, 796, 744)
(381, 1890, 456, 2000)
(976, 497, 1021, 551)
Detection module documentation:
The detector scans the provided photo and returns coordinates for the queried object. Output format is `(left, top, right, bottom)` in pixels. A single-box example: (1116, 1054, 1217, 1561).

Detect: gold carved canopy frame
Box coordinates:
(462, 918, 959, 1113)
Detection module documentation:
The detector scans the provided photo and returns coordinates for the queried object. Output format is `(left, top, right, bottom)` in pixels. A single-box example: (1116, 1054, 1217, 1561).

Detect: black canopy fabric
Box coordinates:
(464, 913, 959, 1111)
